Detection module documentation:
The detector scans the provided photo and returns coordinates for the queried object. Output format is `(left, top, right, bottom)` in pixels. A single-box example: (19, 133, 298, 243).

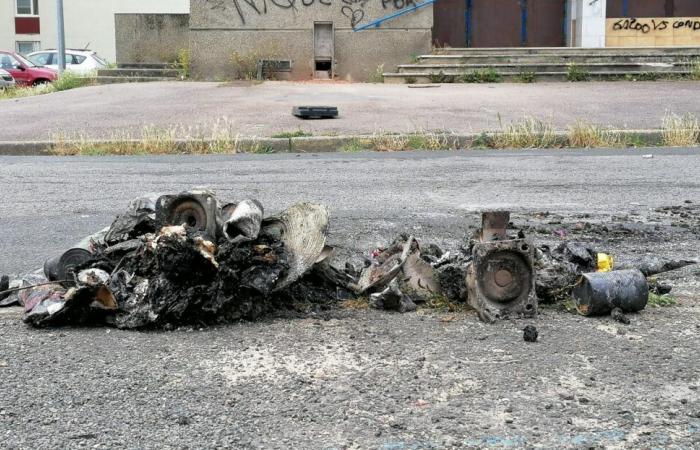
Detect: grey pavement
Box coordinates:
(1, 81, 700, 141)
(0, 149, 699, 449)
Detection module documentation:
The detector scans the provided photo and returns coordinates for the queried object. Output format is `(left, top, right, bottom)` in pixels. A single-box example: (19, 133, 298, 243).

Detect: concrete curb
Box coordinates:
(0, 130, 670, 156)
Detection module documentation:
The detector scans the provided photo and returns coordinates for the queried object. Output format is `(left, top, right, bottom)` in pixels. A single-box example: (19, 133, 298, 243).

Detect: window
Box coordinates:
(73, 55, 86, 65)
(29, 52, 51, 66)
(16, 0, 39, 16)
(0, 54, 20, 70)
(15, 41, 40, 54)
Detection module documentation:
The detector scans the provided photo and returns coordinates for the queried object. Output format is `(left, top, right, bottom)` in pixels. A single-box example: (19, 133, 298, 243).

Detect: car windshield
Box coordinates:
(14, 53, 36, 67)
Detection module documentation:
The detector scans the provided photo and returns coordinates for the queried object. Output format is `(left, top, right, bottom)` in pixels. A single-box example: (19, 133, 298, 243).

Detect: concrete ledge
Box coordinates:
(0, 130, 672, 156)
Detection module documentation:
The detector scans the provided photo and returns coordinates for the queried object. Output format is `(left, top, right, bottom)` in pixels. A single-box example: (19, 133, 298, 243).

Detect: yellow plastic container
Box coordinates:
(597, 253, 614, 272)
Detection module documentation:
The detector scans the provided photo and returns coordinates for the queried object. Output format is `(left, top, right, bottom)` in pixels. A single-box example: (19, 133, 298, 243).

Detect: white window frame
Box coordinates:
(16, 41, 41, 54)
(15, 0, 39, 17)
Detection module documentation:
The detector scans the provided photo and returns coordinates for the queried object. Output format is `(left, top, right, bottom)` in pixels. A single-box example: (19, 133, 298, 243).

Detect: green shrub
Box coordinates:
(176, 48, 191, 79)
(517, 71, 535, 83)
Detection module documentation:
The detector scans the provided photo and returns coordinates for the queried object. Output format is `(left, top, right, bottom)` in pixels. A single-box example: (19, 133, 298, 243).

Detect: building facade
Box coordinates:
(189, 0, 433, 81)
(1, 0, 189, 62)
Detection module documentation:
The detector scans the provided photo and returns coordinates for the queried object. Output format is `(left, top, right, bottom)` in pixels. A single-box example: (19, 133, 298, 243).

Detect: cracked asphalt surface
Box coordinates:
(0, 148, 699, 449)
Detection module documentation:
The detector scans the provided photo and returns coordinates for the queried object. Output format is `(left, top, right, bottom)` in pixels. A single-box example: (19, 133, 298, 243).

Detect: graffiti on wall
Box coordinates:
(611, 18, 700, 34)
(607, 17, 700, 47)
(206, 0, 415, 28)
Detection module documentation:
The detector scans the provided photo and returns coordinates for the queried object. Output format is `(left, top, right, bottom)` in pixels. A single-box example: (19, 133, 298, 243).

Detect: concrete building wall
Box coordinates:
(115, 14, 190, 64)
(2, 0, 189, 62)
(189, 0, 432, 81)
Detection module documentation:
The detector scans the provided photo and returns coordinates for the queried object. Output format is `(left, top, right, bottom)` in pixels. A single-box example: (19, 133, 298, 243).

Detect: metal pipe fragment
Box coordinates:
(222, 199, 264, 243)
(573, 269, 649, 316)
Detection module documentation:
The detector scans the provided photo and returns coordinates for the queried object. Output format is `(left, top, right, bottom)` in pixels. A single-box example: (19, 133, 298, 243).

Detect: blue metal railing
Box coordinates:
(353, 0, 435, 32)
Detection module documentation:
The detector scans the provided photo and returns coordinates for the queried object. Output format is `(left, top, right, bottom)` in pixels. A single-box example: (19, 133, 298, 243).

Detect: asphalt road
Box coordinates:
(1, 81, 700, 141)
(1, 149, 699, 449)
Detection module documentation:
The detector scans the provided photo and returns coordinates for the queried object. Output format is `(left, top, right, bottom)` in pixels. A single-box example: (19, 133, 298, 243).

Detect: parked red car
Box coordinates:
(0, 51, 58, 86)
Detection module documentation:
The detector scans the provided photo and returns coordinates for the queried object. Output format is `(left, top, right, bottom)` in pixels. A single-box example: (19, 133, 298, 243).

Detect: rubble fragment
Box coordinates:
(221, 199, 264, 243)
(611, 307, 630, 325)
(523, 325, 538, 342)
(618, 256, 697, 276)
(369, 280, 417, 313)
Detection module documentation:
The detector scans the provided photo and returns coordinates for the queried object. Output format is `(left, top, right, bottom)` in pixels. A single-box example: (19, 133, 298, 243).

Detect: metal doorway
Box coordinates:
(433, 0, 566, 48)
(608, 0, 700, 17)
(314, 22, 334, 79)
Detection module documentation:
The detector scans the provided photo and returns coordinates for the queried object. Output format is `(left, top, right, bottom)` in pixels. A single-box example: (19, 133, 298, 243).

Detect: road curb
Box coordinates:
(0, 130, 669, 156)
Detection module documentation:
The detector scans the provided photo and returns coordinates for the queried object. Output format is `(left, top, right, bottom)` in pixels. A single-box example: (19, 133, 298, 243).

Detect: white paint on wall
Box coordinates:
(572, 0, 607, 47)
(2, 0, 189, 62)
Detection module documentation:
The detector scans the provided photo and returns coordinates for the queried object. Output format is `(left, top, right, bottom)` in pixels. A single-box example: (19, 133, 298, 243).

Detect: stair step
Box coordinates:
(97, 68, 182, 78)
(431, 46, 700, 56)
(417, 54, 700, 64)
(397, 62, 689, 74)
(94, 76, 180, 84)
(383, 70, 693, 84)
(116, 62, 180, 69)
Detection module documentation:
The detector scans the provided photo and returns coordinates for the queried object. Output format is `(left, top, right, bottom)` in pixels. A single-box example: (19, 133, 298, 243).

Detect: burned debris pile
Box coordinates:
(1, 193, 695, 329)
(1, 190, 348, 329)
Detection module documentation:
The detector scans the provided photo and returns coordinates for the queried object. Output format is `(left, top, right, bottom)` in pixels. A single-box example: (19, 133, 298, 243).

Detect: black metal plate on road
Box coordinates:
(293, 106, 339, 119)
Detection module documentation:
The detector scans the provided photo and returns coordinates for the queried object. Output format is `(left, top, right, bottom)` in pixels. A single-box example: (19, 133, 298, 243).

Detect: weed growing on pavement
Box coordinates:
(567, 121, 629, 148)
(691, 59, 700, 81)
(271, 130, 313, 139)
(51, 118, 246, 155)
(176, 48, 191, 79)
(492, 116, 558, 148)
(369, 64, 385, 83)
(459, 69, 501, 83)
(429, 71, 455, 83)
(566, 63, 590, 82)
(404, 76, 417, 84)
(516, 71, 536, 83)
(662, 112, 700, 147)
(647, 293, 678, 307)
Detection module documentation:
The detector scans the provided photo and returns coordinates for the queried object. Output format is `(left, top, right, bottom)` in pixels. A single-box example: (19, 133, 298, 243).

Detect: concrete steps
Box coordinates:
(384, 46, 700, 84)
(95, 63, 183, 84)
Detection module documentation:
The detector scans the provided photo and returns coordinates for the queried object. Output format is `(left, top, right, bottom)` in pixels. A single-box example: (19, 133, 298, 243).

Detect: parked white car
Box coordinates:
(26, 49, 108, 75)
(0, 68, 15, 88)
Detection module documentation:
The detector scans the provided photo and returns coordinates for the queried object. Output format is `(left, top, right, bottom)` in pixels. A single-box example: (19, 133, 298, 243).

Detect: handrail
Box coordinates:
(353, 0, 435, 32)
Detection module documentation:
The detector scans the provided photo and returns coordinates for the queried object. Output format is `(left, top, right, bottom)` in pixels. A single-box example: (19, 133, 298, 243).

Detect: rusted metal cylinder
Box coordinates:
(481, 211, 510, 241)
(573, 269, 649, 316)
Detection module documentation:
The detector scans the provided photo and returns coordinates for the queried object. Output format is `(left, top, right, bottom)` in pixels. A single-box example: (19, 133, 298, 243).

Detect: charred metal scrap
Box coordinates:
(1, 201, 694, 328)
(3, 190, 349, 329)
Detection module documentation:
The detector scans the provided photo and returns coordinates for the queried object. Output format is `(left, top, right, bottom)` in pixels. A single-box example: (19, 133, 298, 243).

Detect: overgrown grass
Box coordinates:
(369, 64, 385, 83)
(691, 59, 700, 81)
(662, 112, 700, 146)
(428, 71, 455, 84)
(271, 130, 312, 139)
(0, 71, 93, 100)
(567, 120, 629, 148)
(51, 118, 244, 155)
(517, 71, 536, 83)
(340, 131, 460, 152)
(566, 63, 590, 82)
(647, 293, 678, 307)
(460, 68, 501, 83)
(492, 116, 558, 148)
(176, 48, 191, 79)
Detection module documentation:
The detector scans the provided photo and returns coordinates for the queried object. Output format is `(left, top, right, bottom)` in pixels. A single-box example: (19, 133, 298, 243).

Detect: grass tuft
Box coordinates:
(271, 130, 312, 139)
(647, 293, 678, 307)
(662, 112, 700, 147)
(0, 71, 93, 100)
(492, 116, 558, 149)
(567, 120, 629, 148)
(566, 63, 590, 82)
